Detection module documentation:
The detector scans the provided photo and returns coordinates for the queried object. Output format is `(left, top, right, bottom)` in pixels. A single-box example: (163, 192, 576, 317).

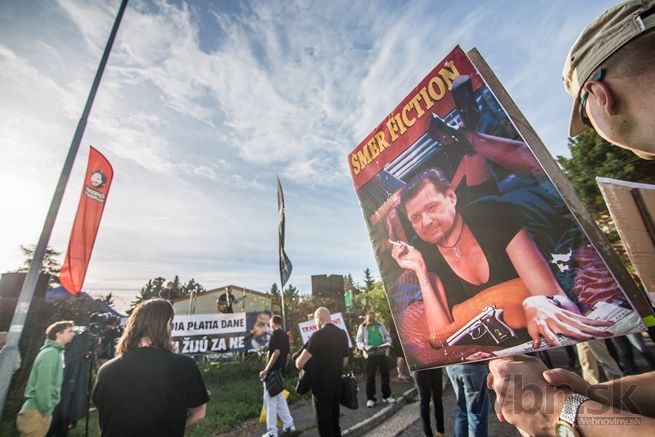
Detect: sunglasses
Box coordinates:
(578, 68, 606, 128)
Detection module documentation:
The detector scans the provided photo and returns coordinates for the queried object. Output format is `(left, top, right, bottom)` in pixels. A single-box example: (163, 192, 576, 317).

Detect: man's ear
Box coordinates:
(585, 81, 617, 115)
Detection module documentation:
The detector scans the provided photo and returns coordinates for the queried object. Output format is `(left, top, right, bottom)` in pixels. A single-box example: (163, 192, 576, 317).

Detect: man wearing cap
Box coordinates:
(487, 2, 655, 436)
(563, 0, 655, 159)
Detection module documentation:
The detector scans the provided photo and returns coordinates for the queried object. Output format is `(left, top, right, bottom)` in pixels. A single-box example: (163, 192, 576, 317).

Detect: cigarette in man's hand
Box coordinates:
(388, 239, 408, 255)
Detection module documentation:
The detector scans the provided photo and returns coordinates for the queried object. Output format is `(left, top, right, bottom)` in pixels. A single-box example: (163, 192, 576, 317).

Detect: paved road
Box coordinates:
(363, 337, 655, 437)
(361, 375, 520, 437)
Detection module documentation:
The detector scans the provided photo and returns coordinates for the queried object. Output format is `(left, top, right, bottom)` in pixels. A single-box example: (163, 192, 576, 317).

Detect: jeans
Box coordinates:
(446, 363, 489, 437)
(610, 334, 655, 374)
(366, 355, 391, 401)
(413, 367, 444, 436)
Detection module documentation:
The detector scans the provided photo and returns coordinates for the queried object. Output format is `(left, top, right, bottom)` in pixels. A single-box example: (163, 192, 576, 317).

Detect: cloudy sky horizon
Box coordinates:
(0, 0, 618, 310)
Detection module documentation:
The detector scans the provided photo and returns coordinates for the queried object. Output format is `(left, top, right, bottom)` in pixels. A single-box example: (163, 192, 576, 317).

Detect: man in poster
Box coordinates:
(390, 167, 612, 351)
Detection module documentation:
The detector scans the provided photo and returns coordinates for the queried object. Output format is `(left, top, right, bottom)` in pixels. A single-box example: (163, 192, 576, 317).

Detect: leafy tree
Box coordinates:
(557, 130, 655, 214)
(16, 245, 62, 287)
(282, 284, 301, 313)
(183, 278, 206, 297)
(269, 283, 281, 311)
(99, 292, 116, 309)
(362, 268, 375, 293)
(160, 275, 183, 301)
(366, 280, 392, 326)
(130, 276, 166, 311)
(344, 273, 358, 294)
(557, 130, 655, 263)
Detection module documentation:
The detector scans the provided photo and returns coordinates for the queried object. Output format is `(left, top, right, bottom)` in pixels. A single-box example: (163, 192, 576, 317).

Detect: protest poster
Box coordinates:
(348, 45, 648, 370)
(297, 312, 353, 347)
(597, 177, 655, 305)
(172, 311, 271, 355)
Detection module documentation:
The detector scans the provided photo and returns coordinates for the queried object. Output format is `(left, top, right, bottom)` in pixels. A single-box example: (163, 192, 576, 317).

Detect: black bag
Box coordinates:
(340, 372, 359, 409)
(295, 369, 312, 395)
(265, 369, 285, 397)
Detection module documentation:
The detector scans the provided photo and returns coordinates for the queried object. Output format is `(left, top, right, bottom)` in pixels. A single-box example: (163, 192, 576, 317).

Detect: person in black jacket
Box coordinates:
(296, 307, 349, 437)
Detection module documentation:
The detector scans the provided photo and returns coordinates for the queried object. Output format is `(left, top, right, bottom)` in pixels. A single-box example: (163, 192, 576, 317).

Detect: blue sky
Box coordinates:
(0, 0, 618, 309)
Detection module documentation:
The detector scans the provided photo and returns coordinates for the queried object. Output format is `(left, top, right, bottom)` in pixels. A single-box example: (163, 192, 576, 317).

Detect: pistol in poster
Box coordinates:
(446, 305, 516, 346)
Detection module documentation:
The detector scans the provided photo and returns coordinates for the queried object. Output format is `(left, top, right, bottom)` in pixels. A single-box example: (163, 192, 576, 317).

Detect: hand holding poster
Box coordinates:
(349, 46, 645, 369)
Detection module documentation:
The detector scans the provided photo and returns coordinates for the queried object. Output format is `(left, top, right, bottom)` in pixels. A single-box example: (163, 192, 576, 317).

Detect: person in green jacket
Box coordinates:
(16, 320, 75, 437)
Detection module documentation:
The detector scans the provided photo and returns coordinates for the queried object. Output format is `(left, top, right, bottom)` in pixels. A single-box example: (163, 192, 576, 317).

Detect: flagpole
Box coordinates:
(0, 0, 129, 419)
(277, 176, 292, 332)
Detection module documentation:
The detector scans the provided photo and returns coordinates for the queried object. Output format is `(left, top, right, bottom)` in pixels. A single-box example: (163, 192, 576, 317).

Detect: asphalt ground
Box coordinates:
(218, 335, 655, 436)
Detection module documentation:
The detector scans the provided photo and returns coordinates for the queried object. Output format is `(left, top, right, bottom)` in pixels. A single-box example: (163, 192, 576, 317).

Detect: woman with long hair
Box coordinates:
(92, 299, 209, 437)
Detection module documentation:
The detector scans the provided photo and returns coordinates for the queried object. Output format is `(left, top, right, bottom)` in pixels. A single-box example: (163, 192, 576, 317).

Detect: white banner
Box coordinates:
(172, 312, 246, 336)
(297, 312, 352, 347)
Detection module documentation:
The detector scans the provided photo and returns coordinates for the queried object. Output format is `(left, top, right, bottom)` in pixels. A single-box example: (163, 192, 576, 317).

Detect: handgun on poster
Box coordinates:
(446, 305, 515, 346)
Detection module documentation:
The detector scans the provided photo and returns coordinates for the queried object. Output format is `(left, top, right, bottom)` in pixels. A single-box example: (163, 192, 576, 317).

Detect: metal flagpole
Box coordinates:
(277, 176, 292, 331)
(0, 0, 129, 420)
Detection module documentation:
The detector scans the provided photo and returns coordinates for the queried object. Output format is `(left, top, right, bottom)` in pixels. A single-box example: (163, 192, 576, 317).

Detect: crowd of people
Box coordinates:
(6, 1, 655, 436)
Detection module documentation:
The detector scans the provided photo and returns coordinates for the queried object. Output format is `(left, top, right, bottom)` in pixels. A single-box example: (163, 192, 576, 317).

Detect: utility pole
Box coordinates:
(0, 0, 129, 419)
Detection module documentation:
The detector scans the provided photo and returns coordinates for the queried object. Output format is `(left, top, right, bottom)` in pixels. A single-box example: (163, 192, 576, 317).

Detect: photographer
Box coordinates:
(97, 317, 121, 367)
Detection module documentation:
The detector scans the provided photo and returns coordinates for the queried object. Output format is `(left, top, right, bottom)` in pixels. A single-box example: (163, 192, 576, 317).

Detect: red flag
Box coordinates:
(60, 146, 113, 294)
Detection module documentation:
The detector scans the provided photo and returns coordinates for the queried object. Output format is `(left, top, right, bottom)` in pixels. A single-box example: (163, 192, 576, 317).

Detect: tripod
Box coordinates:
(84, 330, 100, 437)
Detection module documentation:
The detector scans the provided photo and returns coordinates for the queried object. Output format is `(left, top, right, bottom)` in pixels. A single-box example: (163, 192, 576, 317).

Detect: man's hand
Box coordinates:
(259, 370, 268, 381)
(487, 354, 570, 437)
(542, 368, 590, 395)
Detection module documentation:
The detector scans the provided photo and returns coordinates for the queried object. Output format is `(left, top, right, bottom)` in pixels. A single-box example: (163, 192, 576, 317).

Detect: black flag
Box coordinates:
(277, 176, 292, 288)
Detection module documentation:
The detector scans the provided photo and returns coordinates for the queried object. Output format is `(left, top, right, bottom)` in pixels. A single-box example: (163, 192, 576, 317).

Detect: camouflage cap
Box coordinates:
(563, 0, 655, 136)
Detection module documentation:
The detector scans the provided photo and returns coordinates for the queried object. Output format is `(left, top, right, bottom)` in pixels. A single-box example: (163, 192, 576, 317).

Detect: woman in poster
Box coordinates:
(389, 167, 612, 350)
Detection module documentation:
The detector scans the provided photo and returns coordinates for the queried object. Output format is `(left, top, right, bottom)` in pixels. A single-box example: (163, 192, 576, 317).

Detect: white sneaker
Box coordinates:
(366, 399, 375, 408)
(283, 425, 296, 433)
(383, 397, 396, 404)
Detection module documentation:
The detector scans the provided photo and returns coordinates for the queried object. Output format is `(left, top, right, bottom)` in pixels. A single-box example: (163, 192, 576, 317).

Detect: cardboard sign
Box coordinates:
(297, 312, 353, 347)
(348, 46, 645, 369)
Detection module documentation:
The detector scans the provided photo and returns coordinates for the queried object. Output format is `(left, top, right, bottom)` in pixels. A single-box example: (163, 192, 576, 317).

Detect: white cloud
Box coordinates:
(0, 0, 625, 303)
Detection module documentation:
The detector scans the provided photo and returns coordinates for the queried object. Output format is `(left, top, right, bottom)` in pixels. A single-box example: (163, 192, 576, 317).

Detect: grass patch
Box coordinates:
(2, 355, 308, 436)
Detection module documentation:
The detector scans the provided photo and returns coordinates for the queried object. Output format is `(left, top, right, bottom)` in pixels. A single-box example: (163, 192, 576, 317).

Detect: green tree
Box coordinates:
(269, 283, 281, 312)
(130, 276, 166, 311)
(161, 275, 183, 301)
(366, 280, 392, 326)
(99, 292, 116, 309)
(557, 130, 655, 262)
(16, 245, 62, 287)
(362, 267, 375, 293)
(183, 278, 206, 297)
(557, 130, 655, 214)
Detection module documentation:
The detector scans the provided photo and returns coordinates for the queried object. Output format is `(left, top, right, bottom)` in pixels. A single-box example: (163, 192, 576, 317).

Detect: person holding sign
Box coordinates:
(355, 311, 395, 408)
(390, 167, 612, 350)
(259, 315, 296, 437)
(488, 2, 655, 436)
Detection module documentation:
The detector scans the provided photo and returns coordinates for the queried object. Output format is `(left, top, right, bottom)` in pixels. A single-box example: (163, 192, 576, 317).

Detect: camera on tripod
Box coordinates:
(89, 312, 116, 334)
